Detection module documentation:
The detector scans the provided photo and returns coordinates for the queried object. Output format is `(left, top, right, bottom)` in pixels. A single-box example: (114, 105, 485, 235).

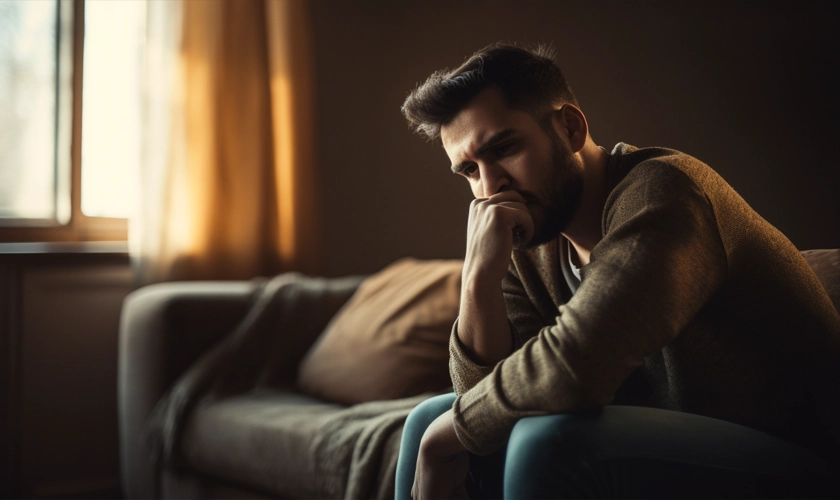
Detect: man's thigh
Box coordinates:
(504, 406, 832, 499)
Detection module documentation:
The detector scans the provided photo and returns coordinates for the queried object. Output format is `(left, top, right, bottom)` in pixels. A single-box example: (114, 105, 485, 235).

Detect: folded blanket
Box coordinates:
(144, 272, 307, 465)
(144, 272, 411, 494)
(311, 393, 436, 499)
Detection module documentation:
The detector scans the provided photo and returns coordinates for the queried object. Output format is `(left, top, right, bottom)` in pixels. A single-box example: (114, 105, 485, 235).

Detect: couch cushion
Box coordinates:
(179, 390, 345, 498)
(296, 257, 462, 404)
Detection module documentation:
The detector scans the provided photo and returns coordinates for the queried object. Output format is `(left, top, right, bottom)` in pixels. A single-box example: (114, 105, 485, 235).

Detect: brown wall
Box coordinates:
(311, 1, 839, 276)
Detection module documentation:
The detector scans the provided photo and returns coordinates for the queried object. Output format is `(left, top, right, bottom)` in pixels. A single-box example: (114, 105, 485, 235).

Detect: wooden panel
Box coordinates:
(18, 264, 131, 498)
(0, 261, 20, 497)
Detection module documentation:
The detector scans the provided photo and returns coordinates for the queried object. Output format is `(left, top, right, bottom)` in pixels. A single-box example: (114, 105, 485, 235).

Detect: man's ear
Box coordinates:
(551, 104, 588, 153)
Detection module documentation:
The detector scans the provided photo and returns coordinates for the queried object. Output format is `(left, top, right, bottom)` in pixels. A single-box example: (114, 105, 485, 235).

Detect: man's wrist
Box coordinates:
(461, 266, 506, 303)
(462, 261, 507, 293)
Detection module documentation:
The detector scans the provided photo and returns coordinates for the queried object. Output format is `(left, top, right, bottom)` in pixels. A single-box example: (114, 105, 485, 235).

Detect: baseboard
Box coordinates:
(28, 476, 122, 500)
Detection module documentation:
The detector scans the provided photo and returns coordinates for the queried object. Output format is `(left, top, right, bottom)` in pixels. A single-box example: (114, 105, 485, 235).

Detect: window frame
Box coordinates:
(0, 0, 128, 244)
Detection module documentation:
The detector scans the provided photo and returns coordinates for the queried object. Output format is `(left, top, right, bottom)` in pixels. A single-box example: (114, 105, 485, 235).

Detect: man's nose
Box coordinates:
(480, 163, 510, 197)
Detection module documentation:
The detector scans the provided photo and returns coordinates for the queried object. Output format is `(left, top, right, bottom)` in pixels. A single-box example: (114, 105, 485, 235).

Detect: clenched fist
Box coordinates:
(463, 190, 535, 287)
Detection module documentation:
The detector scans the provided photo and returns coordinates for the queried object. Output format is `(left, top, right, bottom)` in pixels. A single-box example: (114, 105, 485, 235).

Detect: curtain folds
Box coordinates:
(132, 0, 319, 284)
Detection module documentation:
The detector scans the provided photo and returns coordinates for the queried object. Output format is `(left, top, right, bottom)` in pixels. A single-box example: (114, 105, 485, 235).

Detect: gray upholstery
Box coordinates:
(180, 391, 344, 498)
(119, 281, 257, 499)
(119, 275, 366, 499)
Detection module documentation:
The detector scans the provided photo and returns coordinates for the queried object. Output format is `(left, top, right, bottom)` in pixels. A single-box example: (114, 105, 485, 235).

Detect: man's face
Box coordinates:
(440, 87, 584, 249)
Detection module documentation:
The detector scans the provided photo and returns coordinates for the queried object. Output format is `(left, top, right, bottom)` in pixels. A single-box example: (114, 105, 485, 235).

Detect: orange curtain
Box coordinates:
(135, 0, 319, 283)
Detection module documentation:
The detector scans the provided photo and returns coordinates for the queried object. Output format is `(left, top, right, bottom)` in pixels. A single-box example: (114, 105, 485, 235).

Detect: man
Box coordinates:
(395, 43, 840, 499)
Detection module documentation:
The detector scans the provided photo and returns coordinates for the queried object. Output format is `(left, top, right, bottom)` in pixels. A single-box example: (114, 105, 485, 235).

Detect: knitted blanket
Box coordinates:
(311, 393, 432, 499)
(143, 271, 427, 498)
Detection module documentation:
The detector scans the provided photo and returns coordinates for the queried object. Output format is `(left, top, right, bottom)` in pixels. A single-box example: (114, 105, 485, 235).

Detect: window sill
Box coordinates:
(0, 217, 128, 245)
(0, 241, 128, 255)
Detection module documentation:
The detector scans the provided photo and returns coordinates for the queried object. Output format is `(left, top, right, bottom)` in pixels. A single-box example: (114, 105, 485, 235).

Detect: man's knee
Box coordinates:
(404, 392, 457, 435)
(504, 412, 606, 499)
(507, 411, 603, 462)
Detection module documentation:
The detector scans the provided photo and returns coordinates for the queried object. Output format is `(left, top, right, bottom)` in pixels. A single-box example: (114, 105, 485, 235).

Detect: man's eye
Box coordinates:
(463, 165, 478, 177)
(494, 142, 514, 155)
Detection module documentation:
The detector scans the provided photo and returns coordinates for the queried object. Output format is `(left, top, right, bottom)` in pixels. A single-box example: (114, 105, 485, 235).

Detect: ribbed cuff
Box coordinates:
(449, 318, 498, 394)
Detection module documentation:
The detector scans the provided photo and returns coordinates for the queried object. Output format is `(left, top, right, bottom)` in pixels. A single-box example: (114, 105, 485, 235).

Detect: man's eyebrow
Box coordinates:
(451, 128, 518, 174)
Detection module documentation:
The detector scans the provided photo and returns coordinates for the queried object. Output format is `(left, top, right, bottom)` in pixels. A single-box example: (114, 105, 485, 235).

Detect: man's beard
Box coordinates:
(519, 132, 584, 249)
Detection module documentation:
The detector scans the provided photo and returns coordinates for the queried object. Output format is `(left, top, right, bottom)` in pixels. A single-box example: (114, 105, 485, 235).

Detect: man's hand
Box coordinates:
(411, 410, 470, 500)
(464, 191, 534, 286)
(457, 190, 534, 366)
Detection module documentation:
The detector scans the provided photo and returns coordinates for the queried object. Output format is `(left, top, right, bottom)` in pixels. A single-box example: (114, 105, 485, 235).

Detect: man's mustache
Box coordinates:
(514, 190, 539, 204)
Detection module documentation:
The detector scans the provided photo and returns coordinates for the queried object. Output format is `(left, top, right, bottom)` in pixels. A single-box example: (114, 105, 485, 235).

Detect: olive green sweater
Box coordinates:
(449, 143, 840, 460)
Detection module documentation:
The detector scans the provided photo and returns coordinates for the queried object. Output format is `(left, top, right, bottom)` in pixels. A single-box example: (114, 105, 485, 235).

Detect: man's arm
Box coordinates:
(457, 273, 512, 366)
(449, 257, 550, 395)
(454, 190, 535, 366)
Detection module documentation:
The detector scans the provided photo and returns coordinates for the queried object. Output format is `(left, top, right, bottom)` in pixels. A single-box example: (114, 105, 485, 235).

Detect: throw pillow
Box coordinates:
(296, 257, 462, 404)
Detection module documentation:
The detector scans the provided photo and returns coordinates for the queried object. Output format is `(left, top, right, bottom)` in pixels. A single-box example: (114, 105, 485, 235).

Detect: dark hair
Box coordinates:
(401, 42, 579, 141)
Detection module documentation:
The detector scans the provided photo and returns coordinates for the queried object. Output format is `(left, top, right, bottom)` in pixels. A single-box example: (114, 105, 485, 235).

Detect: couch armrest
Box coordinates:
(118, 281, 256, 499)
(118, 275, 367, 499)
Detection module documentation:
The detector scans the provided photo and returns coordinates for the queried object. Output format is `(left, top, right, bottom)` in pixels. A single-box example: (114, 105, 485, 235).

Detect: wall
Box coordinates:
(311, 1, 839, 277)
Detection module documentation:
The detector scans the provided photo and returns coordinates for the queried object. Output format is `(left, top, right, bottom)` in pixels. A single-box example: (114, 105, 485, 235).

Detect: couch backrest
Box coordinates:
(801, 249, 840, 314)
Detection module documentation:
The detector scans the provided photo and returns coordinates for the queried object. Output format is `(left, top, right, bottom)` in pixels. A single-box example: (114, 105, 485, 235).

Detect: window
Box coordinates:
(0, 0, 146, 243)
(81, 0, 145, 220)
(0, 0, 72, 226)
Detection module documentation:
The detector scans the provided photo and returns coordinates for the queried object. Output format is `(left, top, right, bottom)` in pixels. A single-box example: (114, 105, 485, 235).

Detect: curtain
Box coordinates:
(132, 0, 319, 284)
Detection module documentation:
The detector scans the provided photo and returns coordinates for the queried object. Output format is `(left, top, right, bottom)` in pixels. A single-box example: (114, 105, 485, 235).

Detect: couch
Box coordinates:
(119, 258, 462, 499)
(118, 250, 840, 499)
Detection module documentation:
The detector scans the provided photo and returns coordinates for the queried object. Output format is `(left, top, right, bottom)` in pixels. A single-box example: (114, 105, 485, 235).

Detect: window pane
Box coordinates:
(81, 0, 146, 219)
(0, 1, 59, 221)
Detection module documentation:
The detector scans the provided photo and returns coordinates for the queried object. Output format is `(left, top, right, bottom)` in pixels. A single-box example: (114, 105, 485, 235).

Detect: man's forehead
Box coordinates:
(441, 88, 515, 156)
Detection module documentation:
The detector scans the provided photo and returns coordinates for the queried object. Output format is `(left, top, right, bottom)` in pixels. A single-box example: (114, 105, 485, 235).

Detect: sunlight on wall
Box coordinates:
(266, 0, 318, 267)
(273, 76, 297, 262)
(81, 0, 146, 219)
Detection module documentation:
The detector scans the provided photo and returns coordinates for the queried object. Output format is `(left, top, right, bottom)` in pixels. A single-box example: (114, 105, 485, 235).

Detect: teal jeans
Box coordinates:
(395, 393, 833, 499)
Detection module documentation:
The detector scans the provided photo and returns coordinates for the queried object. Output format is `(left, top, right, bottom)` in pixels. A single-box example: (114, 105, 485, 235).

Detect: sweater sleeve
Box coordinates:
(449, 263, 537, 395)
(451, 162, 729, 455)
(448, 319, 496, 394)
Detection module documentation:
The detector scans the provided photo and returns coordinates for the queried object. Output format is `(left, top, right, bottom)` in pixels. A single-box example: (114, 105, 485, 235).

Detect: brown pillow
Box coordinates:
(296, 258, 462, 404)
